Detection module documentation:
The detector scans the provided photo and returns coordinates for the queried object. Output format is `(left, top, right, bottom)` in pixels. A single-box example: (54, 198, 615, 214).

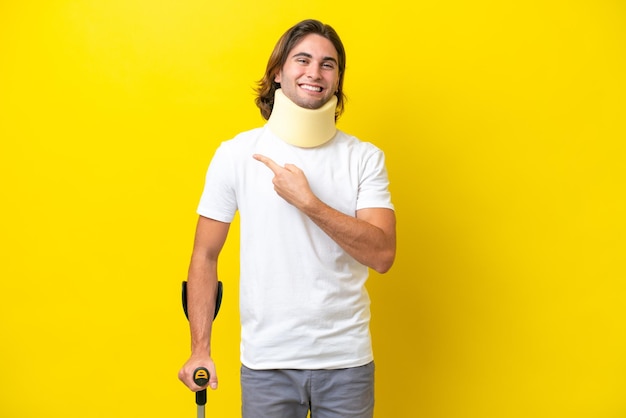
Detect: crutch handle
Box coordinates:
(193, 367, 209, 406)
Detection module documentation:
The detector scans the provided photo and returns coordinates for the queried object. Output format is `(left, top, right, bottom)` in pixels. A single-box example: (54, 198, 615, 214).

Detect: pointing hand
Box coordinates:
(253, 154, 316, 209)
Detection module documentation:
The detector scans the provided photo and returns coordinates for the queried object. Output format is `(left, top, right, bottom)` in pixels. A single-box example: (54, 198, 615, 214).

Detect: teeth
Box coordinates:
(301, 85, 322, 92)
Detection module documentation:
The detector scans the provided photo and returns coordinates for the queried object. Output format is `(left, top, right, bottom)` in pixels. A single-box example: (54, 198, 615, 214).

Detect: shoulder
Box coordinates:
(211, 127, 267, 158)
(222, 127, 265, 147)
(334, 130, 385, 156)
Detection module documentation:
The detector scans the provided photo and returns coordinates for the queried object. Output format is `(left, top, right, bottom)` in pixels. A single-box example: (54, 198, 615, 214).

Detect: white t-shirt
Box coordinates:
(198, 125, 394, 369)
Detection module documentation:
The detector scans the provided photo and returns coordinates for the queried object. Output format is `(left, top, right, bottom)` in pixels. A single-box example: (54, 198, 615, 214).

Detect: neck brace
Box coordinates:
(266, 89, 337, 148)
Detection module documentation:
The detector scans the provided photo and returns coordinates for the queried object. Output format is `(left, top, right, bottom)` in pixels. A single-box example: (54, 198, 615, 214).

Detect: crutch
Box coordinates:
(182, 280, 223, 418)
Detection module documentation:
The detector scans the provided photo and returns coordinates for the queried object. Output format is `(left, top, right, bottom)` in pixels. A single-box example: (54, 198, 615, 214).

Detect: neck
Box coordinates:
(266, 89, 337, 148)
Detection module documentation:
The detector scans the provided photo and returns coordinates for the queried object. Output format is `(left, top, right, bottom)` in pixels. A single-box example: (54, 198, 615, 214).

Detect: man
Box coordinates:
(179, 19, 396, 418)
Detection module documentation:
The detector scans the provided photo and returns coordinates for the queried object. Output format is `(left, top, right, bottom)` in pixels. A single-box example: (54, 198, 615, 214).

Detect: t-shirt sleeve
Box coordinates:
(197, 143, 238, 222)
(356, 146, 395, 211)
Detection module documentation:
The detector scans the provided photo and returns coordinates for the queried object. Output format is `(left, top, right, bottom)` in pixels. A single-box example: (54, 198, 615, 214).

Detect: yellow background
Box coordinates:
(1, 1, 625, 417)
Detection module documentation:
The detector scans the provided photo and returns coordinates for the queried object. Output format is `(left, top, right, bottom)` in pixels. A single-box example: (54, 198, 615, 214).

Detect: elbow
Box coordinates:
(371, 250, 395, 274)
(373, 261, 394, 274)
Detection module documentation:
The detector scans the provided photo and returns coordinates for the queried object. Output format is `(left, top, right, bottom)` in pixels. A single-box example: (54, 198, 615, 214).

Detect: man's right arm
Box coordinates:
(178, 215, 230, 391)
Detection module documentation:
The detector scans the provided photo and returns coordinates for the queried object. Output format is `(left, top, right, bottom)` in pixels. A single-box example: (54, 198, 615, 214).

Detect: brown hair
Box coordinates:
(255, 19, 347, 120)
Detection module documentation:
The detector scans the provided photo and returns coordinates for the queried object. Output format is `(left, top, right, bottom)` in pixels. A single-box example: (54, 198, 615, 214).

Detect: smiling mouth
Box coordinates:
(300, 84, 323, 93)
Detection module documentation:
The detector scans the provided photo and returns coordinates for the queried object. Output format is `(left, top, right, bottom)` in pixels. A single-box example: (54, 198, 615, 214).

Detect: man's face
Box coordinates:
(274, 34, 340, 110)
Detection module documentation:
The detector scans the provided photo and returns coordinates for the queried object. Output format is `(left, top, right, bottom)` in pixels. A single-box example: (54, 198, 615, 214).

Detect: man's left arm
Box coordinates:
(253, 154, 396, 273)
(305, 202, 396, 273)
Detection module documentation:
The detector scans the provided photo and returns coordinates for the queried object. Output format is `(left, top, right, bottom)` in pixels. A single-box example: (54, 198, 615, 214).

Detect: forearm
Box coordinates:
(186, 252, 218, 355)
(252, 154, 396, 272)
(179, 216, 229, 391)
(301, 198, 396, 273)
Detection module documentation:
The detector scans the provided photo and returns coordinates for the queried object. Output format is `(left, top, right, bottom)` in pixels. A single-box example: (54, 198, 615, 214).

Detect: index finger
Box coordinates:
(253, 153, 283, 174)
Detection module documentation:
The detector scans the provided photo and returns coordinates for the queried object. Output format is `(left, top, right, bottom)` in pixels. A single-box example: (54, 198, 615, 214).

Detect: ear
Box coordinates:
(274, 71, 281, 83)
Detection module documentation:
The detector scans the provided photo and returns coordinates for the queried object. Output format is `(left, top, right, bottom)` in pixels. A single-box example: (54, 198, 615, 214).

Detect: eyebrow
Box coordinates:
(291, 52, 338, 64)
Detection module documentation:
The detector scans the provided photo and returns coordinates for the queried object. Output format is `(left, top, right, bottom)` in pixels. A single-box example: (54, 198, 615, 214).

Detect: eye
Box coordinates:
(322, 62, 336, 70)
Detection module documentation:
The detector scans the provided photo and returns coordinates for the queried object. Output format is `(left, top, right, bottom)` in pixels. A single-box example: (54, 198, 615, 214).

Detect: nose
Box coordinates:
(306, 65, 322, 80)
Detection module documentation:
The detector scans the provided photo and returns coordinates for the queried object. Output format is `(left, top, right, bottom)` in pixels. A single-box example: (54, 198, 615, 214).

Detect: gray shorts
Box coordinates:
(241, 362, 375, 418)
